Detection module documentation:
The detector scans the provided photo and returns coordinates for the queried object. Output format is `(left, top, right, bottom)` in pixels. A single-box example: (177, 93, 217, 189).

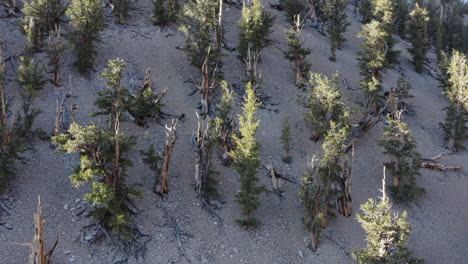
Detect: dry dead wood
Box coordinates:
(54, 90, 66, 136)
(17, 196, 58, 264)
(154, 118, 178, 195)
(0, 199, 11, 215)
(192, 53, 217, 117)
(337, 146, 354, 217)
(419, 152, 462, 172)
(244, 47, 261, 89)
(194, 112, 213, 198)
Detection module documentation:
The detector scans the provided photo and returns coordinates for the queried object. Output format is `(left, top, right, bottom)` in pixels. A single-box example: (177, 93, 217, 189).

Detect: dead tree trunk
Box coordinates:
(337, 149, 354, 217)
(194, 53, 217, 117)
(154, 118, 178, 195)
(215, 0, 223, 66)
(244, 47, 261, 89)
(54, 91, 66, 137)
(194, 112, 213, 199)
(17, 197, 58, 264)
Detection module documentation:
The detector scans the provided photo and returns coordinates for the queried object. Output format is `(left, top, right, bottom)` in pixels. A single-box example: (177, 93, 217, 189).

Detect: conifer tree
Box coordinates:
(359, 0, 372, 23)
(357, 21, 388, 106)
(300, 119, 350, 250)
(152, 0, 179, 25)
(378, 116, 424, 202)
(408, 4, 429, 73)
(284, 15, 311, 87)
(21, 0, 67, 52)
(113, 0, 134, 24)
(47, 27, 66, 86)
(238, 0, 274, 60)
(300, 72, 348, 141)
(372, 0, 399, 65)
(231, 82, 264, 228)
(16, 56, 46, 137)
(394, 0, 409, 38)
(213, 81, 235, 165)
(324, 0, 350, 61)
(354, 168, 424, 264)
(67, 0, 105, 74)
(279, 115, 292, 164)
(53, 59, 139, 237)
(441, 51, 468, 152)
(282, 0, 307, 23)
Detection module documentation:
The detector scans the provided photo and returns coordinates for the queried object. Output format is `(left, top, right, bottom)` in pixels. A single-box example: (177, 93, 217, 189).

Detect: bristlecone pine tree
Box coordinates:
(152, 0, 179, 25)
(16, 56, 46, 138)
(279, 115, 292, 164)
(231, 82, 264, 228)
(354, 168, 424, 264)
(53, 59, 139, 237)
(378, 116, 424, 202)
(281, 0, 307, 23)
(284, 15, 311, 87)
(408, 3, 429, 73)
(300, 118, 351, 251)
(441, 50, 468, 152)
(21, 0, 67, 52)
(372, 0, 399, 66)
(394, 0, 409, 38)
(179, 0, 218, 69)
(357, 20, 388, 107)
(67, 0, 105, 74)
(113, 0, 133, 24)
(238, 0, 274, 60)
(300, 72, 348, 141)
(0, 40, 26, 192)
(47, 27, 66, 86)
(324, 0, 350, 61)
(213, 80, 235, 165)
(359, 0, 373, 23)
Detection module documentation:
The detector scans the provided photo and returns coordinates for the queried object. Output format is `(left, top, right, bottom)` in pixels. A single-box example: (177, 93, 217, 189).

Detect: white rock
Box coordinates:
(64, 203, 68, 210)
(64, 250, 71, 255)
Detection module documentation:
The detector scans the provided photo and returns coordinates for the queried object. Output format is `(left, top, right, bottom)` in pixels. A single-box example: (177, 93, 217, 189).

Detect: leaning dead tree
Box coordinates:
(192, 53, 217, 117)
(17, 197, 58, 264)
(154, 118, 178, 195)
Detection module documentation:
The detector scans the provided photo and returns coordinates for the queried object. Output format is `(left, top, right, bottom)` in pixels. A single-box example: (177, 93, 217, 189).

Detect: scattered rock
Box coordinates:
(298, 250, 303, 259)
(233, 247, 239, 254)
(64, 203, 69, 210)
(64, 250, 71, 255)
(68, 255, 76, 262)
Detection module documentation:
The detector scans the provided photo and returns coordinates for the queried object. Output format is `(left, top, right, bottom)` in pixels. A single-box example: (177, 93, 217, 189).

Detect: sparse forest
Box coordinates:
(0, 0, 467, 263)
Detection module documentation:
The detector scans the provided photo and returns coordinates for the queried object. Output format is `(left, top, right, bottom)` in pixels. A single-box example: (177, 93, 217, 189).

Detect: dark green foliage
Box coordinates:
(213, 81, 235, 164)
(113, 0, 134, 24)
(67, 0, 105, 74)
(354, 183, 424, 264)
(378, 118, 424, 202)
(92, 60, 163, 126)
(280, 116, 292, 164)
(300, 119, 350, 250)
(282, 0, 307, 23)
(408, 4, 429, 73)
(372, 0, 399, 66)
(440, 51, 468, 152)
(300, 72, 348, 141)
(16, 56, 46, 138)
(395, 77, 412, 99)
(324, 0, 350, 61)
(359, 0, 373, 23)
(231, 83, 264, 228)
(284, 16, 311, 87)
(394, 0, 409, 38)
(238, 0, 274, 60)
(152, 0, 179, 25)
(53, 123, 138, 237)
(179, 0, 218, 69)
(21, 0, 67, 52)
(47, 27, 66, 86)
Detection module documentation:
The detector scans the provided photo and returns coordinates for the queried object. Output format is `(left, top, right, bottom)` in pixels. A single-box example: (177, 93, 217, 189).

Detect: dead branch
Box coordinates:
(244, 47, 261, 89)
(194, 112, 213, 199)
(54, 91, 66, 136)
(262, 164, 298, 184)
(0, 200, 12, 215)
(193, 52, 217, 117)
(420, 152, 462, 172)
(17, 196, 58, 264)
(154, 118, 178, 195)
(161, 206, 192, 264)
(337, 145, 354, 217)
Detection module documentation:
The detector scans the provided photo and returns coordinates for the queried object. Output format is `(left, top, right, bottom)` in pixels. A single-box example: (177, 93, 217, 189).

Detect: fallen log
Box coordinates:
(419, 152, 462, 172)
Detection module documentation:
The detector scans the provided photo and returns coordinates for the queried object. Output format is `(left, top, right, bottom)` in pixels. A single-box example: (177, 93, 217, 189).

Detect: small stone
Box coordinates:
(213, 221, 218, 225)
(64, 250, 71, 255)
(75, 198, 81, 204)
(68, 255, 76, 262)
(233, 248, 239, 254)
(84, 235, 93, 241)
(63, 203, 68, 210)
(298, 250, 303, 259)
(201, 255, 208, 264)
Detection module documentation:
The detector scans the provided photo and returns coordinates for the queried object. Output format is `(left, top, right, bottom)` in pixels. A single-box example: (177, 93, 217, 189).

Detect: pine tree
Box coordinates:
(47, 27, 66, 86)
(359, 0, 373, 23)
(378, 116, 424, 202)
(372, 0, 399, 65)
(284, 15, 311, 87)
(213, 80, 235, 165)
(231, 82, 264, 228)
(357, 21, 388, 106)
(16, 56, 46, 137)
(282, 0, 307, 23)
(279, 115, 292, 164)
(179, 0, 218, 69)
(67, 0, 105, 74)
(300, 72, 348, 141)
(53, 59, 139, 237)
(21, 0, 67, 52)
(394, 0, 409, 38)
(238, 0, 274, 60)
(300, 119, 350, 250)
(113, 0, 134, 24)
(152, 0, 179, 25)
(324, 0, 350, 61)
(441, 51, 468, 152)
(354, 168, 424, 264)
(408, 3, 429, 73)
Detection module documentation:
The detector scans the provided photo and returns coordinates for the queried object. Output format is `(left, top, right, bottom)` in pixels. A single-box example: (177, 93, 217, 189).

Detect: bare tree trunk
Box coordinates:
(154, 119, 178, 195)
(338, 149, 354, 217)
(216, 0, 223, 65)
(310, 230, 318, 251)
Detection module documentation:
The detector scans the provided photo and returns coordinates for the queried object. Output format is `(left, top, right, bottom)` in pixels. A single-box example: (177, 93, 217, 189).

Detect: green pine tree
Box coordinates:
(300, 72, 348, 141)
(394, 0, 409, 38)
(237, 0, 274, 60)
(359, 0, 373, 23)
(213, 80, 235, 165)
(113, 0, 134, 24)
(231, 82, 264, 228)
(284, 15, 311, 87)
(378, 117, 424, 202)
(67, 0, 105, 74)
(324, 0, 350, 61)
(152, 0, 179, 25)
(279, 115, 293, 164)
(372, 0, 399, 65)
(441, 50, 468, 152)
(408, 3, 429, 73)
(354, 169, 424, 263)
(282, 0, 307, 23)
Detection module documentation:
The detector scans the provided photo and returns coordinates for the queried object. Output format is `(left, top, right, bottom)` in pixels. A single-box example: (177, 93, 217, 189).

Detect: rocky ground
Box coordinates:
(0, 1, 467, 264)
